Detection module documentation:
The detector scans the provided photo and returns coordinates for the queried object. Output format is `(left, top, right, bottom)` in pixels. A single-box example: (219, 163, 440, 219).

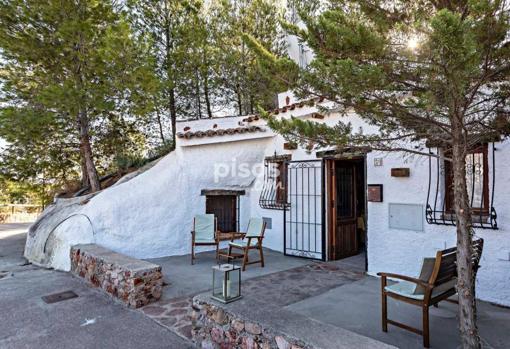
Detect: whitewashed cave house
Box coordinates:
(25, 37, 510, 308)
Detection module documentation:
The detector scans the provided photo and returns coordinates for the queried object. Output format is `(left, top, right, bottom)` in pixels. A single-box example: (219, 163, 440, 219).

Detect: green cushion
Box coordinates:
(229, 239, 257, 248)
(385, 278, 457, 300)
(246, 218, 264, 237)
(195, 238, 216, 244)
(194, 214, 215, 241)
(385, 281, 423, 299)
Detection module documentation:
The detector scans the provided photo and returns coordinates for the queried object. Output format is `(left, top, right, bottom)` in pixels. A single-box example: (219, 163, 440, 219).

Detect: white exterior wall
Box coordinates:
(25, 90, 510, 306)
(365, 142, 510, 306)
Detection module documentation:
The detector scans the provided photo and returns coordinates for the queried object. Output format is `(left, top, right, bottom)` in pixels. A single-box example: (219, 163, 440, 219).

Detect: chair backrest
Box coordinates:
(246, 218, 266, 238)
(429, 238, 484, 287)
(194, 214, 216, 240)
(430, 247, 457, 287)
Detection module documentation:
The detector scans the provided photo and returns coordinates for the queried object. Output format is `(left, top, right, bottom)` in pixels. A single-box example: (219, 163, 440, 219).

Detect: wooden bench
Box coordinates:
(378, 238, 483, 347)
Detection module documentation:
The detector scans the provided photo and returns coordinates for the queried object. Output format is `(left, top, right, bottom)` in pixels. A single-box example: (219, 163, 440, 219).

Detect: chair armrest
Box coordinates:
(245, 235, 262, 239)
(377, 272, 432, 288)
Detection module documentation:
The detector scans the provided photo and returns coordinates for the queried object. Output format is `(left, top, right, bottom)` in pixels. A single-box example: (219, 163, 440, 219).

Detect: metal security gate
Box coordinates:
(283, 160, 325, 260)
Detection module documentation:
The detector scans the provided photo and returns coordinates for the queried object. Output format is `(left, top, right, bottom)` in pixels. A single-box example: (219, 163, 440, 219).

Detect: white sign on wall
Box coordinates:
(388, 203, 424, 231)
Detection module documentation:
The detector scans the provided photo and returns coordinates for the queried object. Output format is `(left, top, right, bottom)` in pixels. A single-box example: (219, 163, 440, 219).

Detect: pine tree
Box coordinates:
(218, 0, 288, 115)
(0, 0, 156, 192)
(127, 0, 204, 147)
(247, 1, 510, 348)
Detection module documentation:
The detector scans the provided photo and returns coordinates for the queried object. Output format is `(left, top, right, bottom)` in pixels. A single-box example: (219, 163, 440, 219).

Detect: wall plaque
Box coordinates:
(391, 168, 410, 177)
(368, 184, 383, 202)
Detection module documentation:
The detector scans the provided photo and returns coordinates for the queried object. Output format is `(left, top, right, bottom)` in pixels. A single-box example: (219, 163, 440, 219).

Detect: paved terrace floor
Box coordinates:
(3, 224, 508, 349)
(145, 249, 510, 349)
(0, 223, 192, 349)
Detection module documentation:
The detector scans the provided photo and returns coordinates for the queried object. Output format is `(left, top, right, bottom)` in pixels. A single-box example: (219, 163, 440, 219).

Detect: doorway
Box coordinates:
(326, 157, 366, 261)
(205, 195, 238, 233)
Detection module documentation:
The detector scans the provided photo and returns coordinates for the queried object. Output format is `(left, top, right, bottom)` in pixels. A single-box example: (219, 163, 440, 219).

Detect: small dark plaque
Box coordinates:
(368, 184, 383, 202)
(283, 142, 297, 150)
(42, 290, 78, 304)
(391, 168, 410, 177)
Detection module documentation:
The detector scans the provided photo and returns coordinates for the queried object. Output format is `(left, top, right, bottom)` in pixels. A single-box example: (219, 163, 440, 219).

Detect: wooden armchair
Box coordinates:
(227, 218, 266, 271)
(191, 214, 218, 265)
(378, 238, 483, 348)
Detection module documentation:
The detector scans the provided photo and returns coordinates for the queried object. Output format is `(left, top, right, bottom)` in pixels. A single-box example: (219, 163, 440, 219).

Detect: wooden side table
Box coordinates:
(217, 231, 245, 261)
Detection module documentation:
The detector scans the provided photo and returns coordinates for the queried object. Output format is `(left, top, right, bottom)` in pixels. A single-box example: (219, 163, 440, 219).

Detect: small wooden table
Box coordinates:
(216, 231, 245, 242)
(217, 231, 245, 261)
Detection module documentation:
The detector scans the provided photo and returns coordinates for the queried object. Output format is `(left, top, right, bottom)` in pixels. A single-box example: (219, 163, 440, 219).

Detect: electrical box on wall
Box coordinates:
(262, 217, 272, 230)
(388, 203, 424, 231)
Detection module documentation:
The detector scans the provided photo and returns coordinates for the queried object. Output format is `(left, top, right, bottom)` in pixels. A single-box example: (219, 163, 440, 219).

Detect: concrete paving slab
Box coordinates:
(0, 224, 193, 349)
(286, 276, 510, 349)
(147, 248, 311, 299)
(0, 223, 32, 271)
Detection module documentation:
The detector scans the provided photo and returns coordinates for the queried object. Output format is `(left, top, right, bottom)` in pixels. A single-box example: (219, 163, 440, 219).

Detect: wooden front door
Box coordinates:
(206, 195, 237, 233)
(328, 160, 358, 260)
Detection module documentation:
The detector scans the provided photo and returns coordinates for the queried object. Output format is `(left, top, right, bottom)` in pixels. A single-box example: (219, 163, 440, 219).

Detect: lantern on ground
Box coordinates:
(212, 264, 242, 303)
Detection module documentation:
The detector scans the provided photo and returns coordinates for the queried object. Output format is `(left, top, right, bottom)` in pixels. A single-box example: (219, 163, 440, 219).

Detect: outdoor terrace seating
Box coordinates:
(378, 238, 484, 347)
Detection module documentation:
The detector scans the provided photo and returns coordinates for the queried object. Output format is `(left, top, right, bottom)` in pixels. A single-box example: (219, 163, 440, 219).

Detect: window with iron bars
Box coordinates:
(426, 143, 498, 229)
(259, 155, 291, 210)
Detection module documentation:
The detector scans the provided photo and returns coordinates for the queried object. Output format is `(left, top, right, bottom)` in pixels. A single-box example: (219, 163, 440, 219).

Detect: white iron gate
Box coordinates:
(283, 160, 325, 260)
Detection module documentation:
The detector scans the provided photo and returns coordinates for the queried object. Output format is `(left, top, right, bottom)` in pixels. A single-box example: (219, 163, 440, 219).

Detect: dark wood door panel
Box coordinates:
(335, 222, 358, 259)
(328, 160, 359, 260)
(206, 195, 237, 232)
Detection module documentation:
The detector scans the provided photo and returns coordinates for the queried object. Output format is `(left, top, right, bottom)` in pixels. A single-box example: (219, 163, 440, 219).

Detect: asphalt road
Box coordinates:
(0, 223, 193, 349)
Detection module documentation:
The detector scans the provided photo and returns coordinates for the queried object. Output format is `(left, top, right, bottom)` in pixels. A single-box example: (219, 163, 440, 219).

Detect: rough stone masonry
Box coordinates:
(70, 243, 162, 308)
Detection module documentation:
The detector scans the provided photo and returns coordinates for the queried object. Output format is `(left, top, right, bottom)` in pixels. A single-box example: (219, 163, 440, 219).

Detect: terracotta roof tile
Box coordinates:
(177, 125, 266, 139)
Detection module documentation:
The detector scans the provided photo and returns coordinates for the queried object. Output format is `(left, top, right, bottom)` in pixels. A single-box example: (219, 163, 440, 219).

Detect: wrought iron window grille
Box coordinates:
(259, 154, 291, 210)
(425, 144, 498, 230)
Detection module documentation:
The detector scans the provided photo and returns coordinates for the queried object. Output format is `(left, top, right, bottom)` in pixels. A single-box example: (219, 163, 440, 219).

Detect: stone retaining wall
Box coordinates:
(191, 293, 395, 349)
(70, 243, 162, 308)
(192, 297, 307, 349)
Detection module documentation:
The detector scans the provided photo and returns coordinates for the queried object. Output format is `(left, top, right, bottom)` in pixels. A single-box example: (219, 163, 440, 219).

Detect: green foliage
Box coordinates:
(0, 174, 50, 206)
(127, 0, 287, 122)
(254, 0, 510, 154)
(0, 0, 159, 193)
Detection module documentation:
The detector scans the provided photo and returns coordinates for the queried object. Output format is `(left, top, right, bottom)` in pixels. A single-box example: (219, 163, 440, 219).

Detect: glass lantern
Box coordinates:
(212, 264, 242, 303)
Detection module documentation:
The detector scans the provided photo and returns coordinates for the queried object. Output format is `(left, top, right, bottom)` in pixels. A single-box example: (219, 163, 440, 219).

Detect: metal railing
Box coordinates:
(425, 144, 498, 230)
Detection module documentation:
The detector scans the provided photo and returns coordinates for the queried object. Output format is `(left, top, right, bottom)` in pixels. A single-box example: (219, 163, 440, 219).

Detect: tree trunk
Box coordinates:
(154, 101, 165, 144)
(204, 73, 213, 118)
(163, 7, 176, 151)
(169, 87, 177, 150)
(80, 155, 89, 189)
(236, 84, 242, 115)
(195, 70, 202, 119)
(451, 124, 481, 349)
(77, 109, 100, 193)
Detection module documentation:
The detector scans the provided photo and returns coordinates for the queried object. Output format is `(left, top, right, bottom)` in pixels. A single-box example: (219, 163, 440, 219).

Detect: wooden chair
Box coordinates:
(378, 238, 484, 348)
(191, 214, 218, 265)
(227, 218, 266, 271)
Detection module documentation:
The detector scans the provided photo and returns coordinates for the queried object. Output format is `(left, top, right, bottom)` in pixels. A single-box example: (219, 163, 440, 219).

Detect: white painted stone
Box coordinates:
(275, 336, 291, 349)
